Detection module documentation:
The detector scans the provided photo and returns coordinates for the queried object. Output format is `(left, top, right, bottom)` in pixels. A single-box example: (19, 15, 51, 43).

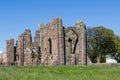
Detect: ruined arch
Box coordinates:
(65, 29, 78, 54)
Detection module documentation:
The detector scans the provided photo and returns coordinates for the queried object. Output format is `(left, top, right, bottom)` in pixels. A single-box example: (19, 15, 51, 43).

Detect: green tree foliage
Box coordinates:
(111, 35, 120, 62)
(87, 26, 116, 63)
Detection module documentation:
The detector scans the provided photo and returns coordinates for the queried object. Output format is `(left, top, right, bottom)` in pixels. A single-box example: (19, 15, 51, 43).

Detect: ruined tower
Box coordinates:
(39, 17, 65, 65)
(16, 30, 32, 66)
(65, 20, 86, 65)
(6, 39, 15, 65)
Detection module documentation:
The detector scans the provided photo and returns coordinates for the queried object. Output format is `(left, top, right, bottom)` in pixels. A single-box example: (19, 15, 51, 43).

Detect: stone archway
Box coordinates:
(65, 29, 78, 54)
(65, 29, 78, 65)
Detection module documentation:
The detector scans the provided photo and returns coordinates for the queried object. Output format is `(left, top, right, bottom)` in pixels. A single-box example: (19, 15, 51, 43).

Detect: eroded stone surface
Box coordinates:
(6, 39, 14, 65)
(4, 17, 90, 66)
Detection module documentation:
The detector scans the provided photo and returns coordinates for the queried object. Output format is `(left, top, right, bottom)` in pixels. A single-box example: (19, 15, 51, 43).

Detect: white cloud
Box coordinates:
(0, 51, 3, 54)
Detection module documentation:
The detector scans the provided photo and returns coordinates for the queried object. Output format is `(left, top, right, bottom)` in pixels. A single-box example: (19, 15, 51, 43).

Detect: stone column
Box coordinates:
(75, 20, 87, 65)
(57, 18, 65, 65)
(6, 39, 15, 65)
(17, 35, 24, 66)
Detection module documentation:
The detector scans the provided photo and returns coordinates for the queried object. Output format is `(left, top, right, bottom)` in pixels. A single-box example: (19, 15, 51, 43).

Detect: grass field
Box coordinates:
(0, 66, 120, 80)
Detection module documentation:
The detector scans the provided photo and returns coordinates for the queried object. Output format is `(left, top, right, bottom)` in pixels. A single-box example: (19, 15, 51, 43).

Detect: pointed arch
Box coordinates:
(49, 38, 52, 54)
(65, 29, 78, 54)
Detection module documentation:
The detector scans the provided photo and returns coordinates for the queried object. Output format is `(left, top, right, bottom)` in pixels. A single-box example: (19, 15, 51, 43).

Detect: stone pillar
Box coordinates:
(23, 30, 32, 49)
(17, 35, 24, 66)
(75, 20, 86, 65)
(38, 24, 44, 48)
(34, 30, 40, 46)
(16, 30, 32, 66)
(6, 39, 15, 65)
(57, 18, 65, 65)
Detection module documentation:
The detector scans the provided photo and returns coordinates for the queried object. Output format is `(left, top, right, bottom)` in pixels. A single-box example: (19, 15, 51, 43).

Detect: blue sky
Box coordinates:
(0, 0, 120, 52)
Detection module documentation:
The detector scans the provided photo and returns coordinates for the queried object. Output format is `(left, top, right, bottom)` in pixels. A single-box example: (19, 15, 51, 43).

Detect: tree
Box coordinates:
(87, 26, 116, 63)
(111, 35, 120, 62)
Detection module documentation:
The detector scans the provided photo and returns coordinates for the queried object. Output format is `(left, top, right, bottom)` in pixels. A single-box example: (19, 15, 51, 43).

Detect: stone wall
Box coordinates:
(2, 53, 7, 64)
(0, 54, 2, 64)
(16, 34, 24, 66)
(6, 39, 15, 65)
(40, 18, 64, 65)
(65, 21, 87, 65)
(16, 30, 32, 66)
(0, 53, 7, 65)
(5, 17, 90, 66)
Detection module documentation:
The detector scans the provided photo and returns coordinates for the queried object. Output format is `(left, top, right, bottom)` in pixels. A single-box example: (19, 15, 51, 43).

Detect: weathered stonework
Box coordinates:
(0, 52, 7, 65)
(39, 18, 64, 65)
(65, 21, 86, 65)
(6, 39, 15, 65)
(0, 54, 3, 64)
(5, 17, 91, 66)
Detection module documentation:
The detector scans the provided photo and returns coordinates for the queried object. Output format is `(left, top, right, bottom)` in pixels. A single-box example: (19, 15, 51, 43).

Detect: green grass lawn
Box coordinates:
(0, 66, 120, 80)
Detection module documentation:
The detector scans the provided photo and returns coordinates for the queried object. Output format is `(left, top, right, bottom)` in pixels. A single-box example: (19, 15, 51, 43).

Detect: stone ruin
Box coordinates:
(5, 17, 91, 66)
(0, 52, 7, 64)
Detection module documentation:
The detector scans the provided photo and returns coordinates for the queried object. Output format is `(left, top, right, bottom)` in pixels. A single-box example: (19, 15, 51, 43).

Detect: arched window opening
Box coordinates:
(49, 38, 52, 54)
(68, 38, 72, 42)
(68, 38, 72, 53)
(32, 48, 36, 53)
